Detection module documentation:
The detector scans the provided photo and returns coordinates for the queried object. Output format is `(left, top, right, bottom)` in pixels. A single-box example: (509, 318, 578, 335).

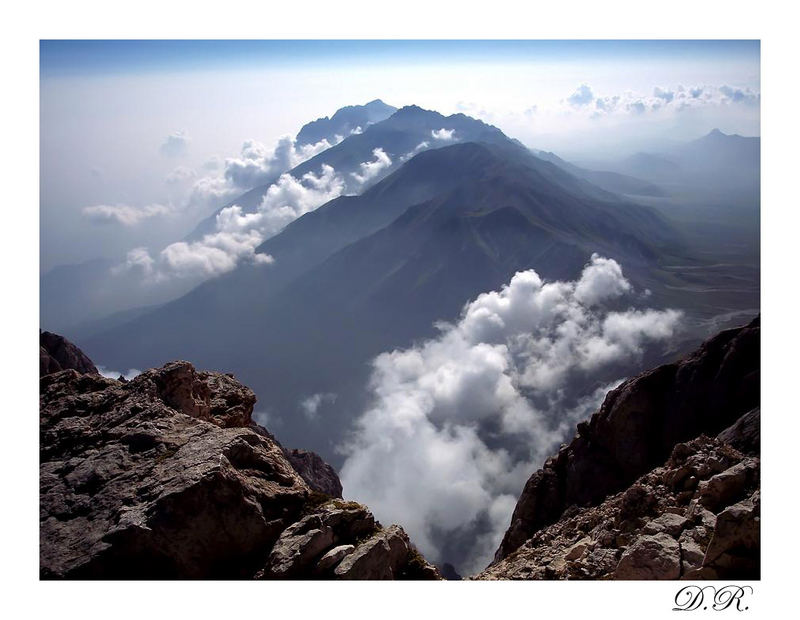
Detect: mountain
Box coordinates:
(535, 150, 668, 197)
(186, 104, 517, 240)
(295, 99, 397, 146)
(482, 317, 759, 579)
(40, 349, 440, 579)
(608, 129, 760, 192)
(80, 135, 685, 461)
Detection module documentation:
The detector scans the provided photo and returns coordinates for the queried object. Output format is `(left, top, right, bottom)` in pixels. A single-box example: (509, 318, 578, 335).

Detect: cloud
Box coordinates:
(159, 131, 190, 158)
(165, 166, 197, 186)
(431, 128, 456, 141)
(223, 135, 337, 190)
(576, 83, 761, 119)
(82, 203, 172, 226)
(299, 392, 338, 421)
(351, 148, 392, 186)
(653, 86, 675, 103)
(97, 366, 141, 381)
(567, 84, 594, 106)
(339, 254, 681, 574)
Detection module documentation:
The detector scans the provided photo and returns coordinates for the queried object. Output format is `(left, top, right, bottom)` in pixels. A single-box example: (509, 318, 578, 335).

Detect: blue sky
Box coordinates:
(41, 40, 759, 75)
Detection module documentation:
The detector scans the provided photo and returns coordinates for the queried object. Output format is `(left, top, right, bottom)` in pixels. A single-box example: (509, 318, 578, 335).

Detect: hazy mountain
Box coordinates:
(186, 104, 516, 240)
(295, 98, 397, 146)
(80, 138, 685, 461)
(535, 150, 668, 197)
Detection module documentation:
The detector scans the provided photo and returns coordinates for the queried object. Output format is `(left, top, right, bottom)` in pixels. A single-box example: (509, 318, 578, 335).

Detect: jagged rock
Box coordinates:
(642, 513, 689, 537)
(717, 407, 759, 455)
(334, 525, 412, 580)
(283, 449, 343, 498)
(316, 545, 355, 573)
(703, 491, 760, 578)
(697, 459, 759, 512)
(40, 362, 310, 578)
(441, 562, 463, 580)
(495, 317, 759, 562)
(39, 345, 439, 580)
(40, 331, 98, 376)
(476, 430, 759, 580)
(614, 533, 681, 580)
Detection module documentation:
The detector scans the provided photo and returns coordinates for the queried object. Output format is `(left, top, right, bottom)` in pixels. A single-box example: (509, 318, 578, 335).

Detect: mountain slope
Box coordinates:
(295, 98, 397, 145)
(186, 105, 521, 240)
(81, 139, 684, 460)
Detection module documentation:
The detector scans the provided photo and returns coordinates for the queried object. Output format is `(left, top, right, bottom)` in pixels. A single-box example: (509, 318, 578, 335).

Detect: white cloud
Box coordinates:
(97, 366, 141, 380)
(568, 84, 594, 106)
(299, 392, 338, 421)
(82, 203, 172, 226)
(431, 128, 456, 141)
(165, 166, 197, 186)
(350, 148, 392, 186)
(223, 135, 337, 190)
(159, 131, 190, 158)
(340, 254, 681, 574)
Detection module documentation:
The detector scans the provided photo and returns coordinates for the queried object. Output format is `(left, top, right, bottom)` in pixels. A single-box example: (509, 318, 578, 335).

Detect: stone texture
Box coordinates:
(40, 331, 98, 376)
(614, 533, 681, 580)
(495, 317, 759, 562)
(283, 449, 344, 498)
(334, 525, 413, 580)
(40, 362, 309, 578)
(40, 357, 438, 580)
(476, 430, 760, 581)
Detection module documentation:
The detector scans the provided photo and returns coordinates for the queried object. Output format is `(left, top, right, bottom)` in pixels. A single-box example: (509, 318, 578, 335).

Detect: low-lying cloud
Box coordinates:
(339, 254, 681, 575)
(159, 131, 190, 158)
(82, 203, 173, 226)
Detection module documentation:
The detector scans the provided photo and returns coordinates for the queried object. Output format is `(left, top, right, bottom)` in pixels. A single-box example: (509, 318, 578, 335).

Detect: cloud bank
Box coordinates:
(339, 254, 681, 575)
(82, 203, 172, 226)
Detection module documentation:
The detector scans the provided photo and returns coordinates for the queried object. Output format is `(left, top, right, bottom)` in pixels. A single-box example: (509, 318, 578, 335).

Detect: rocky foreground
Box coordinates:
(39, 347, 439, 579)
(40, 319, 760, 580)
(480, 317, 760, 580)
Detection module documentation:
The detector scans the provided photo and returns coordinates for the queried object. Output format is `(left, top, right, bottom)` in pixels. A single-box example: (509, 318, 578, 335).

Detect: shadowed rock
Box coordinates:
(40, 331, 98, 376)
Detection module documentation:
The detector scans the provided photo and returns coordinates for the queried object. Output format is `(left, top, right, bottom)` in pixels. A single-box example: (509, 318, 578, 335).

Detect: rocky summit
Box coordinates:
(39, 357, 439, 579)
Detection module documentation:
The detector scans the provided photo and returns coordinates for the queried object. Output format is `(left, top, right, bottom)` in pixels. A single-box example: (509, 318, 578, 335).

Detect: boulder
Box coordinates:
(614, 533, 681, 580)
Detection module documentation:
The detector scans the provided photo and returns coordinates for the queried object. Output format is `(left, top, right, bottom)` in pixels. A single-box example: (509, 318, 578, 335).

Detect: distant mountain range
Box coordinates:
(78, 106, 691, 459)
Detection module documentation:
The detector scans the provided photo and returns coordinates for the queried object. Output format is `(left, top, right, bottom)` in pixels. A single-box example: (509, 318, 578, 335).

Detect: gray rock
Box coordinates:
(39, 362, 309, 579)
(614, 533, 681, 580)
(316, 545, 355, 573)
(334, 525, 411, 580)
(642, 513, 689, 538)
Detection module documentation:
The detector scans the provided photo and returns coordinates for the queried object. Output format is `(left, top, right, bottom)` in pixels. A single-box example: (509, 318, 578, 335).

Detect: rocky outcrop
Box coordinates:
(283, 449, 343, 498)
(40, 360, 438, 579)
(494, 317, 759, 563)
(477, 423, 760, 580)
(40, 330, 98, 376)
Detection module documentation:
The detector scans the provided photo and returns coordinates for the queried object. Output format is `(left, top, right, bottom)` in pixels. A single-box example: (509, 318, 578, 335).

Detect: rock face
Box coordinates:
(40, 360, 438, 579)
(494, 317, 759, 563)
(283, 449, 344, 498)
(477, 425, 760, 580)
(40, 330, 98, 376)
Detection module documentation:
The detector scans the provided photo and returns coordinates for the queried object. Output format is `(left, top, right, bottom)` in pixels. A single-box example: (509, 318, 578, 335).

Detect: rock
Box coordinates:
(316, 545, 355, 573)
(441, 562, 463, 580)
(703, 491, 760, 578)
(334, 525, 412, 580)
(697, 458, 759, 512)
(40, 331, 98, 376)
(476, 434, 759, 581)
(283, 449, 343, 498)
(495, 317, 759, 562)
(717, 407, 760, 455)
(614, 533, 681, 580)
(40, 362, 310, 578)
(642, 513, 689, 538)
(265, 515, 336, 578)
